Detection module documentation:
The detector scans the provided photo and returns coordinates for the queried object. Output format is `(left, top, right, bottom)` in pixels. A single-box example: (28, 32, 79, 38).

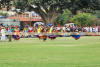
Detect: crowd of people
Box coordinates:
(22, 24, 100, 33)
(0, 23, 100, 41)
(0, 23, 100, 34)
(21, 24, 100, 33)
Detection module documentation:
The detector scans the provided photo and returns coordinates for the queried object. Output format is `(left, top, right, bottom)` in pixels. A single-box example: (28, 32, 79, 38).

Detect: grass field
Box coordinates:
(0, 36, 100, 67)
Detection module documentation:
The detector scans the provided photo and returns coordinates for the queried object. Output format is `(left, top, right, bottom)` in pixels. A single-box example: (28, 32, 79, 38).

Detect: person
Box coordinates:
(28, 26, 33, 32)
(95, 26, 98, 32)
(92, 26, 96, 32)
(8, 28, 12, 42)
(98, 26, 100, 32)
(13, 28, 20, 40)
(37, 25, 41, 34)
(49, 26, 53, 34)
(1, 27, 6, 41)
(66, 26, 70, 32)
(63, 26, 66, 32)
(78, 25, 82, 32)
(89, 26, 92, 32)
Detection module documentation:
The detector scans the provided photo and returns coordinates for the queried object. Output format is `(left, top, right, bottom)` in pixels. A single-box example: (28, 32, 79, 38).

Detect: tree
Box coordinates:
(14, 0, 28, 12)
(71, 13, 97, 26)
(0, 0, 13, 11)
(14, 0, 70, 23)
(14, 0, 100, 23)
(56, 9, 72, 25)
(67, 0, 100, 14)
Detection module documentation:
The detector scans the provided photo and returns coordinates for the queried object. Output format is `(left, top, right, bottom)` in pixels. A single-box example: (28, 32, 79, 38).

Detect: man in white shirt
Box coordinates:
(95, 26, 98, 32)
(1, 28, 6, 41)
(89, 27, 93, 32)
(63, 26, 66, 32)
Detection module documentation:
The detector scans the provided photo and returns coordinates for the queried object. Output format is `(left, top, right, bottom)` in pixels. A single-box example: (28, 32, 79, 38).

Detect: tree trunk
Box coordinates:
(31, 5, 60, 24)
(44, 16, 58, 24)
(42, 11, 59, 24)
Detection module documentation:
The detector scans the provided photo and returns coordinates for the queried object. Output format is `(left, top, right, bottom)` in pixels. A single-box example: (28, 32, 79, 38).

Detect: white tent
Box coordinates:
(34, 22, 44, 26)
(65, 23, 75, 27)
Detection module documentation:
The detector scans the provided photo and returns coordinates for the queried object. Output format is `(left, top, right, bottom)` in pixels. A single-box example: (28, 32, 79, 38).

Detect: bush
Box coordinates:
(0, 12, 8, 16)
(71, 13, 97, 26)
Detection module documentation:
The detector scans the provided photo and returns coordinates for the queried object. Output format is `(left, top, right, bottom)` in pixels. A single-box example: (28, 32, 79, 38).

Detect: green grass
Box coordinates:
(0, 36, 100, 67)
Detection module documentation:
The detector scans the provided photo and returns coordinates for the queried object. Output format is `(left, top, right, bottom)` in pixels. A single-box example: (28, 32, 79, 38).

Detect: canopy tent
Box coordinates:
(64, 23, 75, 27)
(34, 22, 44, 26)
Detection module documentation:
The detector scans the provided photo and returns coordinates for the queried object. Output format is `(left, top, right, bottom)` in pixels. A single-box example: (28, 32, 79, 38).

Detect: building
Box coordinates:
(8, 11, 42, 25)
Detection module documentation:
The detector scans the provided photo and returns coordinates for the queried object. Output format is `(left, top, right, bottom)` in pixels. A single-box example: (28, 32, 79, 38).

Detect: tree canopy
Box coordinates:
(71, 13, 97, 26)
(56, 9, 72, 25)
(14, 0, 100, 23)
(14, 0, 70, 23)
(0, 0, 13, 10)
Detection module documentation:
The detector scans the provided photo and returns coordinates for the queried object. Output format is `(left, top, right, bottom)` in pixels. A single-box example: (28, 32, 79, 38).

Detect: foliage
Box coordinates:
(56, 10, 72, 25)
(14, 0, 100, 23)
(14, 0, 28, 12)
(71, 13, 97, 26)
(93, 19, 100, 26)
(68, 0, 100, 14)
(0, 0, 13, 10)
(0, 12, 8, 16)
(14, 0, 70, 23)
